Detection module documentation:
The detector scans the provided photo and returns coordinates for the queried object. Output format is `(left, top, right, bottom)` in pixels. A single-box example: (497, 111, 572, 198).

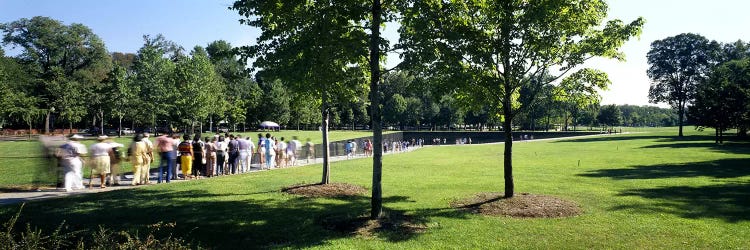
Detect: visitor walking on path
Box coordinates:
(57, 134, 87, 192)
(88, 136, 113, 189)
(107, 139, 125, 186)
(129, 133, 149, 185)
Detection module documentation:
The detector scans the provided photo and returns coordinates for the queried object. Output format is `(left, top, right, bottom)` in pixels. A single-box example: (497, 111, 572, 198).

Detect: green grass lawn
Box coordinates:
(1, 128, 749, 249)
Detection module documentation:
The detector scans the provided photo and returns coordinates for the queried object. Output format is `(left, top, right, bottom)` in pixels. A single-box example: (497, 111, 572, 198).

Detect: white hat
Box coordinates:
(97, 135, 108, 141)
(70, 134, 84, 140)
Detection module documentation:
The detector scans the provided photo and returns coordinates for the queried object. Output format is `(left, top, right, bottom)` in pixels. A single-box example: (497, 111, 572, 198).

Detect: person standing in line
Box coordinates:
(285, 138, 295, 167)
(171, 134, 181, 180)
(351, 140, 358, 157)
(245, 136, 255, 171)
(289, 136, 301, 166)
(215, 135, 227, 175)
(205, 137, 216, 177)
(89, 135, 113, 189)
(264, 133, 276, 169)
(177, 135, 193, 179)
(227, 134, 240, 174)
(107, 139, 125, 186)
(57, 134, 87, 191)
(276, 137, 287, 168)
(345, 140, 353, 159)
(305, 138, 314, 163)
(192, 134, 205, 178)
(237, 135, 249, 173)
(129, 133, 148, 185)
(140, 133, 154, 184)
(257, 133, 266, 167)
(155, 133, 175, 183)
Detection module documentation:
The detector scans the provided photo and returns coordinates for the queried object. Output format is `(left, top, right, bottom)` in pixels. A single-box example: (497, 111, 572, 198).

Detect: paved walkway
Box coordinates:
(0, 132, 622, 205)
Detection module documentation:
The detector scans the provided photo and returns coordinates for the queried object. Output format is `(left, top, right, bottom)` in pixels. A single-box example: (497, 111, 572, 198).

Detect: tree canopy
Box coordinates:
(398, 0, 644, 197)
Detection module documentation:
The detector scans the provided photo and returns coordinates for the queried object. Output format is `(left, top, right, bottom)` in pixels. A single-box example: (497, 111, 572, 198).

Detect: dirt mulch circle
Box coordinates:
(282, 183, 368, 198)
(320, 212, 428, 239)
(450, 192, 582, 218)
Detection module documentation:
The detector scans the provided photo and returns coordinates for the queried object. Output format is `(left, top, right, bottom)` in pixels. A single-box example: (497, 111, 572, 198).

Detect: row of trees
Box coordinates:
(647, 33, 750, 141)
(0, 17, 325, 134)
(0, 16, 669, 135)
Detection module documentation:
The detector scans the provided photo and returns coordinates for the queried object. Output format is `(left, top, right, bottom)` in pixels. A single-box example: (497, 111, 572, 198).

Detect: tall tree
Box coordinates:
(597, 104, 622, 128)
(690, 59, 750, 142)
(131, 35, 180, 129)
(399, 0, 643, 197)
(1, 16, 111, 134)
(554, 69, 610, 131)
(173, 46, 225, 133)
(206, 40, 260, 131)
(647, 33, 719, 137)
(232, 1, 370, 185)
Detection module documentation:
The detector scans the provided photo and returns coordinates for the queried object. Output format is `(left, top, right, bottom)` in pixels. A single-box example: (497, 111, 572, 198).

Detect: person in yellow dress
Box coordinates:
(177, 134, 193, 179)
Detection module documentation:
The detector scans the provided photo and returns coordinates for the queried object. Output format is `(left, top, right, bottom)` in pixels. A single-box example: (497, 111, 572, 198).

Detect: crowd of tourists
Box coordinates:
(51, 132, 319, 191)
(152, 132, 315, 182)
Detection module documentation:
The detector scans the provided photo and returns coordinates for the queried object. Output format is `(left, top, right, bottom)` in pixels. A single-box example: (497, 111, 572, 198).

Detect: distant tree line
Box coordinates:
(647, 33, 750, 142)
(0, 16, 665, 135)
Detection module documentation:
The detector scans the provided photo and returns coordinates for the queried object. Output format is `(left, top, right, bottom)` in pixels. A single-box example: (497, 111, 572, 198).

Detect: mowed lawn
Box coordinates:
(0, 129, 748, 249)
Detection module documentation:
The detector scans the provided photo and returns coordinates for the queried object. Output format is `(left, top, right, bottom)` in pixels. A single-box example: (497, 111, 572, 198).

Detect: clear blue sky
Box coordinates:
(2, 0, 749, 106)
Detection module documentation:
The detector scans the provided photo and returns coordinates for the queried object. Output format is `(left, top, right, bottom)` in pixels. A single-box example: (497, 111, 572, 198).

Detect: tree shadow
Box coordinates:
(555, 134, 725, 144)
(578, 158, 750, 179)
(0, 189, 469, 249)
(612, 181, 750, 222)
(640, 141, 750, 155)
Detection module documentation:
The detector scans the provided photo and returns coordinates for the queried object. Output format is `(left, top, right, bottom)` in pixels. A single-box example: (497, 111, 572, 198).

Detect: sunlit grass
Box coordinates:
(1, 128, 749, 249)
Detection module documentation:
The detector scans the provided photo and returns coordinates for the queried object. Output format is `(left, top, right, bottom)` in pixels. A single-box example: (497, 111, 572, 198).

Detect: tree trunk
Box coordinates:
(100, 109, 104, 136)
(321, 94, 331, 184)
(714, 128, 719, 144)
(118, 116, 123, 138)
(45, 111, 51, 134)
(678, 102, 684, 137)
(503, 111, 514, 198)
(370, 0, 383, 219)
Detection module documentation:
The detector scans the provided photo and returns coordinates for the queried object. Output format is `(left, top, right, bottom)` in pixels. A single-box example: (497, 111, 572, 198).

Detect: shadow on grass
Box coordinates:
(0, 188, 469, 249)
(612, 181, 750, 222)
(556, 134, 732, 144)
(579, 158, 750, 179)
(640, 141, 750, 155)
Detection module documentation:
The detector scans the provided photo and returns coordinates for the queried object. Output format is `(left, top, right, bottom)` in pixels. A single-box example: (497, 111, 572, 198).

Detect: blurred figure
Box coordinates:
(107, 139, 125, 186)
(129, 133, 149, 185)
(89, 135, 113, 188)
(305, 138, 314, 163)
(141, 133, 154, 184)
(56, 134, 87, 191)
